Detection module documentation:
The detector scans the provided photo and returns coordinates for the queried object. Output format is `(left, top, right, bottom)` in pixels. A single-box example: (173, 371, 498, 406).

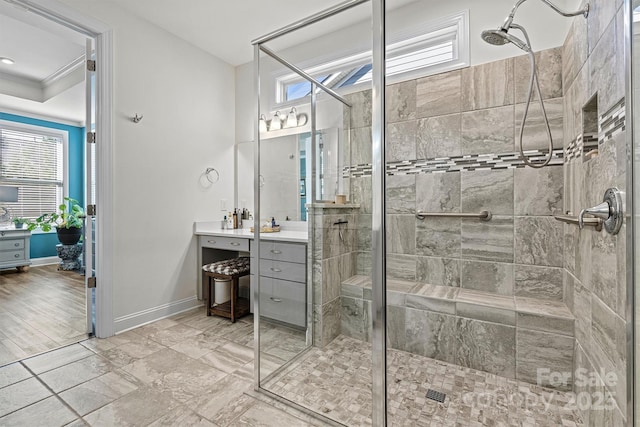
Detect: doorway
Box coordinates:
(0, 0, 113, 364)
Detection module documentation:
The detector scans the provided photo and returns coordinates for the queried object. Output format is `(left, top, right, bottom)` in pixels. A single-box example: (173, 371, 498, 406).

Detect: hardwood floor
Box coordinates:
(0, 264, 87, 366)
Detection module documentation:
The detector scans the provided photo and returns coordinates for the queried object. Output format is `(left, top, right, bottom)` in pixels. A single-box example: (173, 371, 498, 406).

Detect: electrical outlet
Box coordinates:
(220, 199, 227, 211)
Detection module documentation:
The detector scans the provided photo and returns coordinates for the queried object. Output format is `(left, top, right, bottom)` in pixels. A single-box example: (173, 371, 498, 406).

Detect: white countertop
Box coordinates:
(194, 221, 308, 243)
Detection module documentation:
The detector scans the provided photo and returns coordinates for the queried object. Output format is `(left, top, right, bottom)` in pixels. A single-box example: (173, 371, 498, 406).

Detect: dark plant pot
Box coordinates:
(14, 223, 24, 229)
(56, 226, 82, 245)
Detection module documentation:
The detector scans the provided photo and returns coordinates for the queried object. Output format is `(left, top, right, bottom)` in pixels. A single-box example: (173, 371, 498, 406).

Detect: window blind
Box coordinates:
(0, 127, 63, 219)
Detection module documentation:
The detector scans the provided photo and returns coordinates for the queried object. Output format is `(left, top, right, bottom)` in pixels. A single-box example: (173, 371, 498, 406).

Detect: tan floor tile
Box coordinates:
(170, 332, 227, 360)
(235, 401, 312, 426)
(121, 348, 227, 403)
(147, 405, 219, 427)
(22, 343, 93, 374)
(59, 371, 138, 416)
(143, 323, 202, 347)
(186, 374, 253, 422)
(83, 387, 180, 426)
(39, 354, 115, 393)
(0, 377, 51, 417)
(0, 396, 76, 427)
(0, 362, 31, 389)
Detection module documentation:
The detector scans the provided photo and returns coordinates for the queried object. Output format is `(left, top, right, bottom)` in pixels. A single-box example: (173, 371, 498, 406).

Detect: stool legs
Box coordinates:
(207, 276, 214, 317)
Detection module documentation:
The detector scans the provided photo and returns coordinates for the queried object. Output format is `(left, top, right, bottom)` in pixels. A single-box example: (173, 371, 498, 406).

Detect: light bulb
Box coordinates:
(270, 111, 282, 131)
(259, 114, 267, 133)
(285, 107, 298, 128)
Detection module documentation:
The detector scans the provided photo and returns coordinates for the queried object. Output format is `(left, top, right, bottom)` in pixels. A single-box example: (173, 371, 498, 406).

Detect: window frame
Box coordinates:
(0, 119, 69, 231)
(274, 10, 469, 107)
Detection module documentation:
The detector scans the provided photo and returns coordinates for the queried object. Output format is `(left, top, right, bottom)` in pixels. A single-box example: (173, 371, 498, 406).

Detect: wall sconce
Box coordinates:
(260, 108, 309, 133)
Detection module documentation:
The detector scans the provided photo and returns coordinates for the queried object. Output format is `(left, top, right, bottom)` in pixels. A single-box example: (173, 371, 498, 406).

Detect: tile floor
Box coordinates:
(0, 306, 584, 426)
(0, 308, 322, 427)
(263, 335, 584, 427)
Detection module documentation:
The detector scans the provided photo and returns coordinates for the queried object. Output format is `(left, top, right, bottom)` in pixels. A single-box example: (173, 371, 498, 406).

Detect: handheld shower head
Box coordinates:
(481, 28, 530, 52)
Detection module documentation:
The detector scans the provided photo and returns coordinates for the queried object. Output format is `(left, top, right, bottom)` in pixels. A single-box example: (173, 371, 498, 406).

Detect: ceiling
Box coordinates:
(0, 0, 416, 125)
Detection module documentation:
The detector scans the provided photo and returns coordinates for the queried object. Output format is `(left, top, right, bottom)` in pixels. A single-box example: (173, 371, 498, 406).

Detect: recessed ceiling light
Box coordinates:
(0, 57, 15, 65)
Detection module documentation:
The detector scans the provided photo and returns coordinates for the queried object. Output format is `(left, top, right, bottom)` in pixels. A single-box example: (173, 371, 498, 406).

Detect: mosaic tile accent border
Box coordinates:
(565, 97, 626, 163)
(343, 149, 564, 178)
(600, 98, 625, 144)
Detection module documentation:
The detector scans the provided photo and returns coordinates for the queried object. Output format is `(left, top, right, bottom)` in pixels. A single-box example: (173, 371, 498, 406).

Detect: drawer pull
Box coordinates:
(270, 267, 282, 272)
(14, 254, 19, 258)
(0, 232, 4, 236)
(207, 240, 217, 245)
(270, 297, 283, 303)
(229, 242, 241, 246)
(270, 249, 282, 254)
(14, 243, 19, 247)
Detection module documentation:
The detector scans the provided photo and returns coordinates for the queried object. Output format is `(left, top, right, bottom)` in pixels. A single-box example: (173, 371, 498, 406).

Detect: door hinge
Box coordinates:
(87, 59, 96, 71)
(87, 204, 96, 216)
(88, 276, 97, 288)
(87, 132, 96, 144)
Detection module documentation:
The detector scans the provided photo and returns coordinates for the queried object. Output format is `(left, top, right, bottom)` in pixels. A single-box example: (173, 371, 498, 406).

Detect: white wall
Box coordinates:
(59, 1, 235, 330)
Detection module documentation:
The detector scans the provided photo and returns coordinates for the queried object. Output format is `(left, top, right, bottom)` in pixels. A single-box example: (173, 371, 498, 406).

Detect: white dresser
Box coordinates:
(0, 228, 31, 271)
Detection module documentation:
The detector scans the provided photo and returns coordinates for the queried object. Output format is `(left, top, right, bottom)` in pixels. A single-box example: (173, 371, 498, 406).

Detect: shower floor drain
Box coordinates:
(426, 389, 446, 403)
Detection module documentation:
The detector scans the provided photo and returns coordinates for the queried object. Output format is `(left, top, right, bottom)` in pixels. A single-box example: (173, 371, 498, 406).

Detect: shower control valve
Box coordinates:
(578, 188, 623, 235)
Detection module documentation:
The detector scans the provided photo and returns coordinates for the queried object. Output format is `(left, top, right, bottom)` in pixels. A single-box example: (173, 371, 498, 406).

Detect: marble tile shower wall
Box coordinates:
(346, 45, 566, 300)
(562, 0, 627, 425)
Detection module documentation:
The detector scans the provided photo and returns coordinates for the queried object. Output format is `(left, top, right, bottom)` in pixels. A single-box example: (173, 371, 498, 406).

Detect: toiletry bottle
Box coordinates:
(233, 209, 238, 229)
(228, 212, 233, 229)
(222, 215, 227, 230)
(271, 217, 276, 228)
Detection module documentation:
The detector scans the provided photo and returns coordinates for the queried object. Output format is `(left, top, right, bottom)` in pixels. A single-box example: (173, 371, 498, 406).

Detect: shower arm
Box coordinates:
(501, 0, 589, 30)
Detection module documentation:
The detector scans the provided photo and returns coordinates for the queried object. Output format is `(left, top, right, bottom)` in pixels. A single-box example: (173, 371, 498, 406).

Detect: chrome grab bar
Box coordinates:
(553, 214, 602, 231)
(415, 210, 492, 221)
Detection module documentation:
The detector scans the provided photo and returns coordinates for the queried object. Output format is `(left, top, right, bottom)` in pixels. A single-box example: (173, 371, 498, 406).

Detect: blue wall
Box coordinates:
(0, 112, 85, 258)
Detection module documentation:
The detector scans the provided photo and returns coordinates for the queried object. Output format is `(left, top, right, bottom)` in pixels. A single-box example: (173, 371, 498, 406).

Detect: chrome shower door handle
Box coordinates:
(578, 188, 623, 235)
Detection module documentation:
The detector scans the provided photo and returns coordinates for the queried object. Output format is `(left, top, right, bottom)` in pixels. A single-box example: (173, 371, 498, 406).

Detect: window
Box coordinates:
(276, 10, 469, 104)
(0, 122, 66, 220)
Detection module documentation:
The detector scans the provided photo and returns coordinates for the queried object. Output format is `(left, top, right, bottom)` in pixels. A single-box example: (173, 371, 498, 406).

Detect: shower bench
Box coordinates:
(340, 275, 575, 391)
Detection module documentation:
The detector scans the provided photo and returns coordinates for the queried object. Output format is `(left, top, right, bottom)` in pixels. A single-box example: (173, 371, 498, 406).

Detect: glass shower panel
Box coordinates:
(254, 3, 375, 423)
(256, 50, 311, 384)
(383, 1, 631, 426)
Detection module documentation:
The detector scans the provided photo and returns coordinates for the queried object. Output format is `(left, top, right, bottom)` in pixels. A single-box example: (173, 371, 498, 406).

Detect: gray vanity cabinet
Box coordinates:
(253, 240, 307, 328)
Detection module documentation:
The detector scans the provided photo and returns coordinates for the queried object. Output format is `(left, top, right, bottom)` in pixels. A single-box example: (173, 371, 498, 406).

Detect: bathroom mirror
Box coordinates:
(235, 126, 345, 222)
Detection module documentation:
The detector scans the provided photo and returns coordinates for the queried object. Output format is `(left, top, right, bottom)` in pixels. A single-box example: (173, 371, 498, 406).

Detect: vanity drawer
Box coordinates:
(259, 259, 306, 283)
(0, 250, 25, 262)
(200, 236, 249, 252)
(0, 239, 24, 251)
(259, 241, 306, 264)
(259, 277, 306, 327)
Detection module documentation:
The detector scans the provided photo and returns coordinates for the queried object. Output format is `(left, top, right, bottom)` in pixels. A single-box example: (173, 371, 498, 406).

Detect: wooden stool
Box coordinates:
(202, 257, 250, 322)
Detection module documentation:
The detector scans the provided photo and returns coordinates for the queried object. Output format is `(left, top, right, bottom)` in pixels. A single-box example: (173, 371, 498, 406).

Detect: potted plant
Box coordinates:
(12, 218, 29, 229)
(26, 197, 85, 245)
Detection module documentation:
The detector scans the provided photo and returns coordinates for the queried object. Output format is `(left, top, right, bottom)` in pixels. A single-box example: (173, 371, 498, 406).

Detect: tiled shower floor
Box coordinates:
(263, 335, 583, 426)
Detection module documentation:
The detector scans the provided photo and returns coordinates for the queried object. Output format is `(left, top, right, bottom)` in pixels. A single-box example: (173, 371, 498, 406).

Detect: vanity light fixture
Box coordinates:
(0, 57, 15, 65)
(259, 109, 309, 133)
(270, 111, 283, 131)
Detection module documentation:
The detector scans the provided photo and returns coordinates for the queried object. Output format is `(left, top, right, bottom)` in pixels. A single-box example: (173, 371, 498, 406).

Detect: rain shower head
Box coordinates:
(481, 28, 530, 52)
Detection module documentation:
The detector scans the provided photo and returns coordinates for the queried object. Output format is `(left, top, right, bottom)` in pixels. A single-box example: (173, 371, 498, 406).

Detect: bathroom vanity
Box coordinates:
(194, 221, 308, 328)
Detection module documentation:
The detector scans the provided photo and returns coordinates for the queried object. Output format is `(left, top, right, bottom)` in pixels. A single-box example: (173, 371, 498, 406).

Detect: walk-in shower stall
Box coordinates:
(251, 0, 637, 425)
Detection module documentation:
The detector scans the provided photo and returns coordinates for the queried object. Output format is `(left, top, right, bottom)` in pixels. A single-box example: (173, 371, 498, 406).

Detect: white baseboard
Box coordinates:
(114, 296, 203, 334)
(31, 256, 60, 266)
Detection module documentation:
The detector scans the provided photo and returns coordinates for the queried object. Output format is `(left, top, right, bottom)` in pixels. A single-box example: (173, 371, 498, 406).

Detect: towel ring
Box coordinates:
(205, 168, 219, 183)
